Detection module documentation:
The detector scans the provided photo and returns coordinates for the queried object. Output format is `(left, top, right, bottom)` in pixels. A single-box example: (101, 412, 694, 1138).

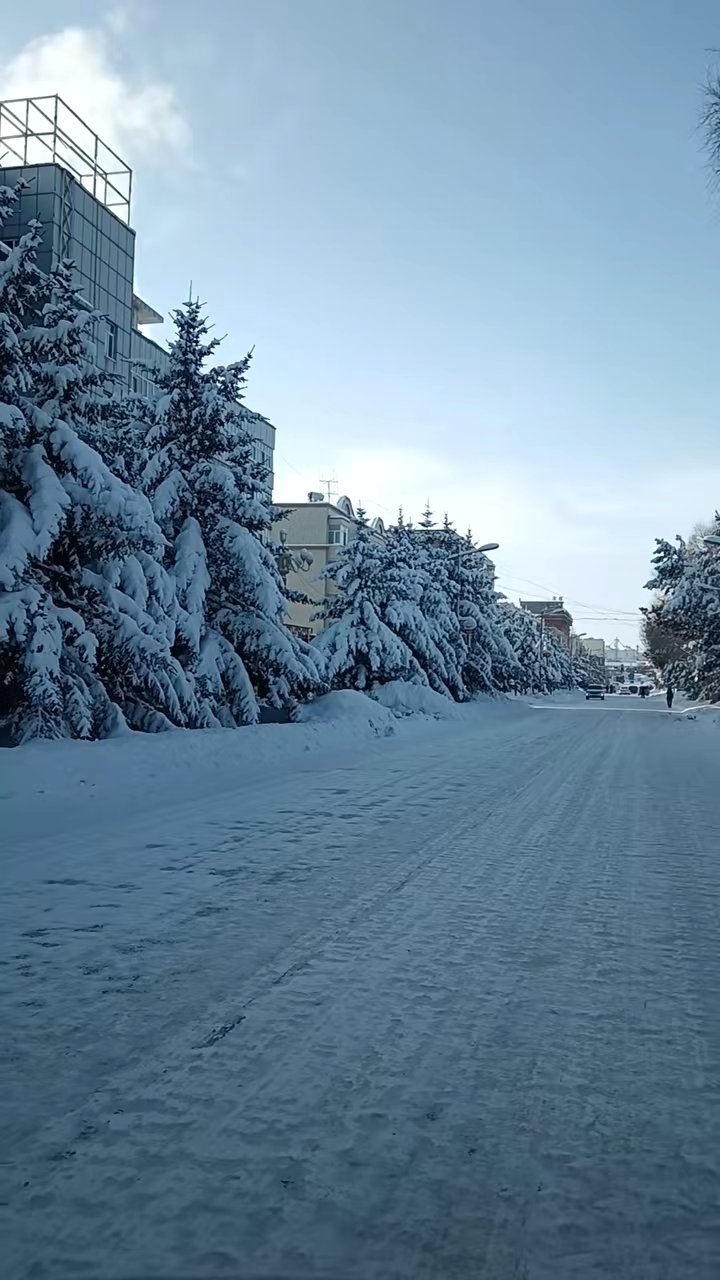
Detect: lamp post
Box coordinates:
(457, 539, 499, 632)
(701, 536, 720, 593)
(276, 530, 313, 584)
(570, 631, 587, 661)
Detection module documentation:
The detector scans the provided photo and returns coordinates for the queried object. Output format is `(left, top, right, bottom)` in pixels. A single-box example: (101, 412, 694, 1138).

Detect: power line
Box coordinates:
(497, 571, 641, 618)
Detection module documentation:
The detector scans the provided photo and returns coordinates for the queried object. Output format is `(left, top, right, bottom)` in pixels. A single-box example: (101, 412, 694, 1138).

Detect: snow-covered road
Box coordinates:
(3, 696, 720, 1279)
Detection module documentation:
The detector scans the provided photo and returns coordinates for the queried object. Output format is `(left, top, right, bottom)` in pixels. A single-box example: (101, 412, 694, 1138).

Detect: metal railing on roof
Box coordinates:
(0, 95, 132, 224)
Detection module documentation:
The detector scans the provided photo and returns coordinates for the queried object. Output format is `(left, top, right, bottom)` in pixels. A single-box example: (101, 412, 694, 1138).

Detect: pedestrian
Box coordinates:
(666, 683, 674, 711)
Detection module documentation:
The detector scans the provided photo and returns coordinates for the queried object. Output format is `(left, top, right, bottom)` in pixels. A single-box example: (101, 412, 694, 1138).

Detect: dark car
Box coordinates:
(585, 685, 605, 701)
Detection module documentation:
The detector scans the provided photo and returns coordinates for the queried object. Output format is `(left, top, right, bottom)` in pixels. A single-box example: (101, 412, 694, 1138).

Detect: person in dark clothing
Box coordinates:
(666, 684, 675, 710)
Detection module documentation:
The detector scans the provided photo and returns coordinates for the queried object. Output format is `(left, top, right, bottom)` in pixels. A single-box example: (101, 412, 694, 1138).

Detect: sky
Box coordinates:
(3, 0, 720, 645)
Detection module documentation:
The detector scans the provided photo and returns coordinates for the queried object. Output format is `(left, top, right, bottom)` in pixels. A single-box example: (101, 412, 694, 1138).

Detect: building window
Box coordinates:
(328, 525, 348, 546)
(131, 368, 158, 398)
(105, 320, 117, 362)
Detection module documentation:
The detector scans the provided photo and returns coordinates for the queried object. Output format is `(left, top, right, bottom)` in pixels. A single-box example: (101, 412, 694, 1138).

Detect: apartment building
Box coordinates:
(273, 494, 386, 638)
(520, 598, 574, 646)
(0, 94, 275, 485)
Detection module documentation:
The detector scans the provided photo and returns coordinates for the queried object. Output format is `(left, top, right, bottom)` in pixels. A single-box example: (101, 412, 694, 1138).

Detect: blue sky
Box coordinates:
(3, 0, 720, 643)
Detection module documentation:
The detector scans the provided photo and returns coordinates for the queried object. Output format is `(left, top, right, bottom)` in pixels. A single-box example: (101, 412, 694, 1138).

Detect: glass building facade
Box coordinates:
(0, 95, 275, 489)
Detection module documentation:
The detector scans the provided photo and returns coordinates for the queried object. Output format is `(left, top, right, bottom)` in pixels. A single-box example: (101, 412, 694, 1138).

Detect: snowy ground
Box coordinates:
(3, 692, 720, 1279)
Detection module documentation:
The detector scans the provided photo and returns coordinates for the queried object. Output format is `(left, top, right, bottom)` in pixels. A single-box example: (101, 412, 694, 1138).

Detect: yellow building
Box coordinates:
(273, 495, 386, 639)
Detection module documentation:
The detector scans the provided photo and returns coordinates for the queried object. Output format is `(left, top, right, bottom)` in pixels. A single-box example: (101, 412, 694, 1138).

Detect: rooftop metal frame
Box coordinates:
(0, 95, 132, 223)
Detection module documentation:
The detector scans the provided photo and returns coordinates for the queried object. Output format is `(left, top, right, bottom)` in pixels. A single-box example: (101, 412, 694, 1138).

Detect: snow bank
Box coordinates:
(371, 679, 463, 720)
(293, 689, 396, 735)
(2, 690, 539, 847)
(2, 694, 397, 837)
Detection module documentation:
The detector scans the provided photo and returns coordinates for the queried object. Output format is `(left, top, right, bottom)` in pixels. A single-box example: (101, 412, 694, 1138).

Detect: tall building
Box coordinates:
(0, 95, 274, 486)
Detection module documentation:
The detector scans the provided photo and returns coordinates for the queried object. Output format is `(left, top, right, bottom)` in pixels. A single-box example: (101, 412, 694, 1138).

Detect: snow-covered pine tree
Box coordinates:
(142, 299, 322, 725)
(644, 535, 696, 691)
(452, 527, 521, 694)
(407, 517, 467, 698)
(497, 601, 546, 693)
(415, 518, 502, 695)
(315, 508, 421, 691)
(419, 501, 435, 530)
(90, 387, 150, 488)
(646, 521, 720, 700)
(379, 519, 457, 698)
(542, 627, 573, 691)
(0, 193, 197, 741)
(571, 644, 594, 689)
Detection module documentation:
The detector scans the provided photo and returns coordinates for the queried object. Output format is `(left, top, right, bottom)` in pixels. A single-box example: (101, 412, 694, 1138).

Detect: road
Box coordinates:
(3, 694, 720, 1279)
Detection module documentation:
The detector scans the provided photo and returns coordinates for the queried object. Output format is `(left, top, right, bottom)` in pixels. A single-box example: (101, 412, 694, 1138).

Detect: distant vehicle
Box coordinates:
(629, 685, 638, 695)
(585, 686, 605, 701)
(619, 688, 631, 695)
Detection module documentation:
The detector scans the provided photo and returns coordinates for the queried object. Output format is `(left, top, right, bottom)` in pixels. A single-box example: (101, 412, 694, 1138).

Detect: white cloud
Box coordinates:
(0, 25, 188, 161)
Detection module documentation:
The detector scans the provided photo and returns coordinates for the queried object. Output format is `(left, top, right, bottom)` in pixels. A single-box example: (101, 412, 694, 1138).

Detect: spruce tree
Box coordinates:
(408, 519, 467, 697)
(316, 509, 420, 691)
(380, 520, 457, 697)
(419, 501, 435, 530)
(142, 300, 322, 725)
(646, 522, 720, 700)
(497, 602, 547, 693)
(0, 192, 196, 740)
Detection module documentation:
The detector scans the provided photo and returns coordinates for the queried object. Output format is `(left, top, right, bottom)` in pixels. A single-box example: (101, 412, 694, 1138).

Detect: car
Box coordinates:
(585, 686, 605, 701)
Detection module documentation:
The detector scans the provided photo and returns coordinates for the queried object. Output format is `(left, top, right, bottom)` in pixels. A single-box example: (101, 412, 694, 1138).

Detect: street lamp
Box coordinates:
(457, 539, 499, 631)
(700, 536, 720, 592)
(276, 530, 313, 584)
(457, 540, 499, 569)
(570, 631, 587, 661)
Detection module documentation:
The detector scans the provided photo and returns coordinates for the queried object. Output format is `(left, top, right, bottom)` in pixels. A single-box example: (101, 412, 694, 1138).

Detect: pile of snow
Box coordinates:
(293, 690, 396, 736)
(371, 680, 463, 720)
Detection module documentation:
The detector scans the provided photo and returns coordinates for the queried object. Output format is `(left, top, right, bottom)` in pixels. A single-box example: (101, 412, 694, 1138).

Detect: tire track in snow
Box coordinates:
(6, 706, 720, 1278)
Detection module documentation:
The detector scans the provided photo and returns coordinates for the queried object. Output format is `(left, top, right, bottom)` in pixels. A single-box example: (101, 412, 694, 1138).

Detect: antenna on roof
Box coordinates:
(320, 474, 338, 502)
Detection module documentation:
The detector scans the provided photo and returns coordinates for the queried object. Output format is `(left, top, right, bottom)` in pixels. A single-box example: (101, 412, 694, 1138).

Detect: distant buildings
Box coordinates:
(520, 599, 573, 647)
(0, 94, 275, 485)
(583, 638, 607, 662)
(606, 641, 641, 666)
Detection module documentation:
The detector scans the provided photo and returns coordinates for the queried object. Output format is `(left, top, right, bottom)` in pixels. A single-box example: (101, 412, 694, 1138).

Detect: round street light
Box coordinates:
(276, 530, 313, 583)
(456, 539, 500, 625)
